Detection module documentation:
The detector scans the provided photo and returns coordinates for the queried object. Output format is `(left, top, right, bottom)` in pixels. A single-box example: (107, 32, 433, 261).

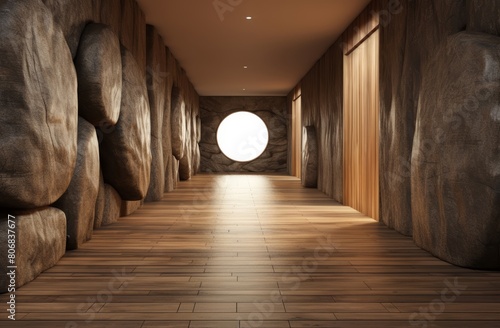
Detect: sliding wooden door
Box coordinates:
(343, 28, 380, 220)
(291, 87, 302, 178)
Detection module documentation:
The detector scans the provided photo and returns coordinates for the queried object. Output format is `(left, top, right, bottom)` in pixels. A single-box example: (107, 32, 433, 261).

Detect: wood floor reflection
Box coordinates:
(2, 174, 500, 328)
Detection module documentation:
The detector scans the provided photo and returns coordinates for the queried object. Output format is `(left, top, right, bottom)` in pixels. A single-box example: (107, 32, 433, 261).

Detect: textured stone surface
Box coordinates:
(120, 200, 142, 217)
(94, 171, 105, 229)
(466, 0, 500, 35)
(118, 0, 146, 76)
(172, 155, 179, 189)
(0, 0, 78, 209)
(171, 87, 187, 160)
(200, 97, 288, 173)
(100, 46, 151, 200)
(99, 0, 146, 77)
(0, 208, 66, 291)
(196, 115, 202, 143)
(75, 23, 122, 127)
(179, 103, 193, 181)
(162, 74, 175, 193)
(296, 41, 343, 202)
(412, 31, 500, 269)
(179, 153, 192, 181)
(41, 0, 99, 58)
(194, 143, 201, 174)
(102, 184, 121, 226)
(43, 0, 146, 76)
(145, 26, 167, 201)
(379, 0, 466, 235)
(54, 118, 100, 250)
(301, 126, 318, 188)
(99, 0, 120, 35)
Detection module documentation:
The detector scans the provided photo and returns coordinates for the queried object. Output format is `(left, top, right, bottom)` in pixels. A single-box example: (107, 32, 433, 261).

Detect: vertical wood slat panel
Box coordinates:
(290, 86, 302, 179)
(343, 28, 380, 221)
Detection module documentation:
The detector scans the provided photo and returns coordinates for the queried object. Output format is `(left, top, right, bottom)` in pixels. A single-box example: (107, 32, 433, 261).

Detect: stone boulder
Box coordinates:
(145, 25, 167, 202)
(466, 0, 500, 35)
(41, 0, 99, 58)
(100, 46, 151, 200)
(102, 184, 121, 226)
(302, 125, 318, 188)
(0, 0, 78, 209)
(120, 200, 142, 217)
(194, 144, 201, 174)
(54, 118, 99, 250)
(179, 153, 192, 181)
(75, 23, 122, 127)
(179, 107, 192, 181)
(93, 171, 105, 229)
(171, 87, 186, 160)
(0, 208, 66, 291)
(163, 83, 175, 193)
(196, 115, 202, 143)
(379, 0, 466, 236)
(412, 32, 500, 269)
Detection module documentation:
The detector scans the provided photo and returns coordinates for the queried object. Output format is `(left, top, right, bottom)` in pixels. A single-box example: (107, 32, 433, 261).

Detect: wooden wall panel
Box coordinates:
(289, 1, 384, 204)
(290, 87, 302, 178)
(343, 28, 380, 221)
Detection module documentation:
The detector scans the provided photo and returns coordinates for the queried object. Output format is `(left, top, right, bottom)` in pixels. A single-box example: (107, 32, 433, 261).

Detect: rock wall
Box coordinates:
(0, 208, 67, 293)
(379, 0, 466, 236)
(295, 41, 344, 202)
(293, 0, 500, 269)
(200, 97, 288, 173)
(0, 0, 199, 290)
(379, 0, 500, 268)
(301, 126, 318, 188)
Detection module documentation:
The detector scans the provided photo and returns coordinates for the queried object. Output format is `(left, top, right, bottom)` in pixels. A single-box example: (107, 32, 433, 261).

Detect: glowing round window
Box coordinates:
(217, 111, 269, 162)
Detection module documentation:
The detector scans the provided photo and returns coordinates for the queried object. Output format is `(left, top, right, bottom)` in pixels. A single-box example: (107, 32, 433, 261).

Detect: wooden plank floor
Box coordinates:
(2, 174, 500, 327)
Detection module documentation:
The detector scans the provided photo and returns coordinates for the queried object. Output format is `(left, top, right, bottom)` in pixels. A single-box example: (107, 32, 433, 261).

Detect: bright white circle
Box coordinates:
(217, 111, 269, 162)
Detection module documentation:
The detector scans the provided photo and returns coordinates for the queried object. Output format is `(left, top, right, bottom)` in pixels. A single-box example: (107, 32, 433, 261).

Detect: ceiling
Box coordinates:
(135, 0, 372, 96)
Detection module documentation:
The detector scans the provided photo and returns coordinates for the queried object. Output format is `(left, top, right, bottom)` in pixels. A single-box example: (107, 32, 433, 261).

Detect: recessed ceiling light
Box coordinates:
(246, 16, 252, 20)
(243, 66, 248, 69)
(243, 88, 246, 91)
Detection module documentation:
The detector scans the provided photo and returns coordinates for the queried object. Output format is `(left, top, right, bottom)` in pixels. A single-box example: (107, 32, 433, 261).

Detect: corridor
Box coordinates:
(3, 174, 500, 328)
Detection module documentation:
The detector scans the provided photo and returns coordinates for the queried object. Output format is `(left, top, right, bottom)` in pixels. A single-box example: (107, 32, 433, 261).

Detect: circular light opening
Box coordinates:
(217, 111, 269, 162)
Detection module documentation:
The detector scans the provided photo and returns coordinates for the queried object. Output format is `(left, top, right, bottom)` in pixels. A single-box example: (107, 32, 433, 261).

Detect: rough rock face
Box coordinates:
(41, 0, 99, 58)
(171, 155, 179, 189)
(179, 154, 192, 181)
(0, 0, 78, 209)
(0, 208, 66, 291)
(301, 126, 318, 188)
(120, 200, 142, 217)
(194, 144, 201, 174)
(145, 26, 167, 201)
(75, 23, 122, 127)
(466, 0, 500, 35)
(43, 0, 147, 76)
(299, 41, 343, 202)
(412, 32, 500, 269)
(101, 184, 121, 226)
(379, 0, 466, 236)
(54, 118, 100, 250)
(94, 171, 105, 229)
(179, 105, 193, 180)
(199, 97, 288, 172)
(196, 115, 202, 143)
(163, 81, 175, 193)
(118, 0, 147, 76)
(171, 87, 186, 160)
(100, 46, 151, 200)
